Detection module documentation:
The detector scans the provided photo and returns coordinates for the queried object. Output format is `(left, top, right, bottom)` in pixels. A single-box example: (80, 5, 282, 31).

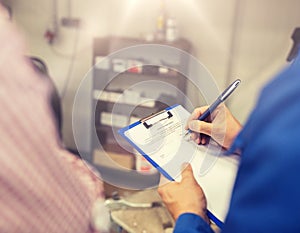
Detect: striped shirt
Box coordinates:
(0, 13, 107, 233)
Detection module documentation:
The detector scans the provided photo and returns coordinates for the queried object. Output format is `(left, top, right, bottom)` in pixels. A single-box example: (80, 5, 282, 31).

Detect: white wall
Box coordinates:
(6, 0, 300, 151)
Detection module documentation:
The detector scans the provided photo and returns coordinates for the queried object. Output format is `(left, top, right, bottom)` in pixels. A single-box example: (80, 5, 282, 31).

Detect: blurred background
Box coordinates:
(2, 0, 299, 160)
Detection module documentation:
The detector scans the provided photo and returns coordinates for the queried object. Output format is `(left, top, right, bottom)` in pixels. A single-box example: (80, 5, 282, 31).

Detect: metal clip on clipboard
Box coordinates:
(140, 110, 173, 129)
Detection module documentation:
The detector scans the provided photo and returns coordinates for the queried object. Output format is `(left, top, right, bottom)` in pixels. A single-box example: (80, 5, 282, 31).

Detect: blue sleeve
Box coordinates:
(174, 213, 214, 233)
(222, 53, 300, 233)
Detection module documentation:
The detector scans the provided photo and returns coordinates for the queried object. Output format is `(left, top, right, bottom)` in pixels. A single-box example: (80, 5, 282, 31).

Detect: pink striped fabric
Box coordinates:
(0, 11, 106, 233)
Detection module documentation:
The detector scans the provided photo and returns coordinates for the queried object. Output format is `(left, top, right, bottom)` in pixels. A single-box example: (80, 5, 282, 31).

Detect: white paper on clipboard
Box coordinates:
(119, 104, 239, 226)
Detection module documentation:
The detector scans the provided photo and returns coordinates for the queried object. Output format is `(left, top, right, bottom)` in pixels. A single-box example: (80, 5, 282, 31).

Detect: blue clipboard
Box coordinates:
(118, 104, 237, 229)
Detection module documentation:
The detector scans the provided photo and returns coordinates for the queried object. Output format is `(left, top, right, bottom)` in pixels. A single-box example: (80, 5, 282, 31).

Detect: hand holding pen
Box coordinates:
(184, 79, 242, 149)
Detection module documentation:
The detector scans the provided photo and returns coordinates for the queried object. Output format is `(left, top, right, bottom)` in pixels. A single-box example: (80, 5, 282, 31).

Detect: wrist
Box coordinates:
(174, 208, 209, 224)
(177, 211, 210, 225)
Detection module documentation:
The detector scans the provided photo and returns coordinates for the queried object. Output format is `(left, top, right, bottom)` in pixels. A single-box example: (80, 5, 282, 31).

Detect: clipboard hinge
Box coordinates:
(140, 110, 173, 129)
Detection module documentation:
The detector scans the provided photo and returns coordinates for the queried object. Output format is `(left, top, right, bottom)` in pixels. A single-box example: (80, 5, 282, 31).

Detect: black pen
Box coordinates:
(185, 79, 241, 137)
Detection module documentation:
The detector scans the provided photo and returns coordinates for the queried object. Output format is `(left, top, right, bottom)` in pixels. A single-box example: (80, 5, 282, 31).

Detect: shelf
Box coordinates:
(93, 37, 192, 56)
(93, 89, 156, 108)
(94, 63, 181, 77)
(93, 142, 135, 170)
(93, 126, 132, 152)
(94, 100, 170, 129)
(93, 149, 135, 170)
(91, 36, 192, 174)
(93, 71, 185, 93)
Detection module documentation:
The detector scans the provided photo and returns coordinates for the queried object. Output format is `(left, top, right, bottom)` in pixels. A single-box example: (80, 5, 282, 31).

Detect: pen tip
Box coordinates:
(183, 131, 190, 139)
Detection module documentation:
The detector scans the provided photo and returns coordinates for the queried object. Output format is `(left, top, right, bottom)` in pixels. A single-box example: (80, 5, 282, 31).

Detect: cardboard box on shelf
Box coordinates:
(93, 149, 135, 170)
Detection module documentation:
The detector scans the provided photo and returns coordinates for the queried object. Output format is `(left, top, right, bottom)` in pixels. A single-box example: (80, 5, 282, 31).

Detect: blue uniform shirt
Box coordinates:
(174, 53, 300, 233)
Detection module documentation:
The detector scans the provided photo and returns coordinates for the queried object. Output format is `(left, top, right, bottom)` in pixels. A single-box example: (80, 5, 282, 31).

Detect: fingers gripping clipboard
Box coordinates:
(118, 104, 240, 228)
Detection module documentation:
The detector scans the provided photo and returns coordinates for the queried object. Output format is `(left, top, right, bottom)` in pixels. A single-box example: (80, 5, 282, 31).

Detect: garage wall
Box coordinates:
(5, 0, 300, 151)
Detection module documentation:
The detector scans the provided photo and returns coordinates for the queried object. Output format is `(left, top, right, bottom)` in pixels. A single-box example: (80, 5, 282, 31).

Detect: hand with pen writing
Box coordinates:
(185, 104, 242, 150)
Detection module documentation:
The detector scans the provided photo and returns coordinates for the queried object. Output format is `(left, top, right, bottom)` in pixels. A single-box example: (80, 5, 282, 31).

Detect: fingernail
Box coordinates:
(181, 162, 189, 169)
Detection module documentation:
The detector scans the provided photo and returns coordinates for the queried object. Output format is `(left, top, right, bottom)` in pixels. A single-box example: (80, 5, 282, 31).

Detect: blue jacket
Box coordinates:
(174, 53, 300, 233)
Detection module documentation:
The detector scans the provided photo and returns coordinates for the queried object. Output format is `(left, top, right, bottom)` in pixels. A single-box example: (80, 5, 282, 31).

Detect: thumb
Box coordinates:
(181, 163, 194, 181)
(188, 120, 213, 136)
(159, 174, 171, 187)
